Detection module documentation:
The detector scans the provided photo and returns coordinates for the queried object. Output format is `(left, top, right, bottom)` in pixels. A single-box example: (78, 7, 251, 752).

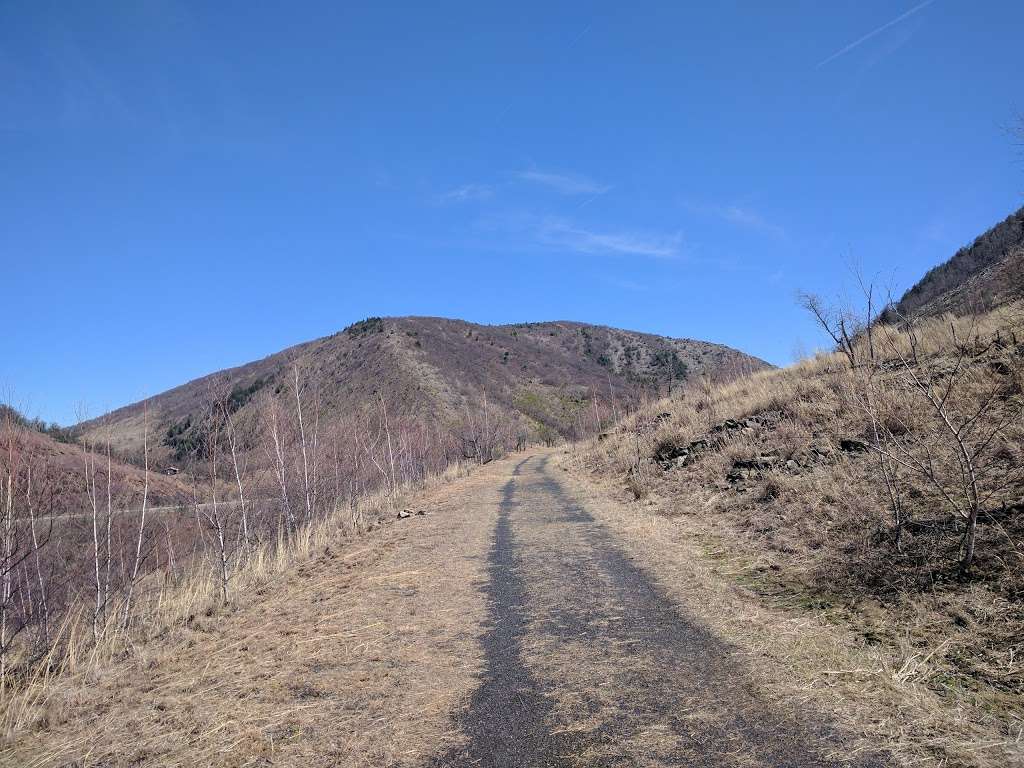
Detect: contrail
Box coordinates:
(816, 0, 937, 68)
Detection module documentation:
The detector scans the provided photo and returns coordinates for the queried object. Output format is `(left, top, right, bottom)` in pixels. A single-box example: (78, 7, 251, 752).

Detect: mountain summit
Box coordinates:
(77, 317, 770, 463)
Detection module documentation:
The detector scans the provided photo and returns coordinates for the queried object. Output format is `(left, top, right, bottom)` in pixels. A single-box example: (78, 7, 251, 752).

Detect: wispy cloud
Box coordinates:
(437, 183, 493, 203)
(539, 218, 681, 258)
(515, 169, 611, 196)
(684, 202, 787, 239)
(816, 0, 937, 68)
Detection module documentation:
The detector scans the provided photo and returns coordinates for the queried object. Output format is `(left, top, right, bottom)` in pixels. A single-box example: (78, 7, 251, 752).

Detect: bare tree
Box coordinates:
(379, 392, 397, 498)
(220, 396, 252, 547)
(25, 465, 53, 646)
(868, 315, 1023, 573)
(260, 394, 295, 536)
(82, 416, 104, 642)
(291, 363, 314, 524)
(803, 279, 1024, 573)
(0, 408, 22, 680)
(122, 403, 151, 629)
(103, 425, 114, 623)
(200, 409, 233, 604)
(797, 290, 860, 369)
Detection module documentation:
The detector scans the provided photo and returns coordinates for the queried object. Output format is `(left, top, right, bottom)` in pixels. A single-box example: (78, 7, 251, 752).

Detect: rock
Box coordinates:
(655, 435, 714, 470)
(658, 450, 689, 470)
(653, 437, 689, 467)
(840, 438, 869, 454)
(713, 418, 743, 432)
(807, 444, 834, 463)
(733, 454, 779, 470)
(726, 469, 748, 483)
(785, 459, 800, 472)
(728, 454, 780, 482)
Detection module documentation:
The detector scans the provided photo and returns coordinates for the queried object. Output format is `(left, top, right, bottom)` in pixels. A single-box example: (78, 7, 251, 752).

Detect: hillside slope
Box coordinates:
(577, 301, 1024, 765)
(889, 206, 1024, 320)
(77, 316, 770, 462)
(2, 407, 189, 513)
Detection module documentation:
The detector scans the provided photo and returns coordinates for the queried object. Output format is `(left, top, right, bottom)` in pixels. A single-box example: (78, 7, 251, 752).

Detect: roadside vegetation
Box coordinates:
(576, 300, 1024, 766)
(0, 360, 524, 745)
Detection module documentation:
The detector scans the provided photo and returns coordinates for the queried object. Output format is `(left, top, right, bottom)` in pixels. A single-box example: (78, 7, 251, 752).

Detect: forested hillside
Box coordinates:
(889, 206, 1024, 319)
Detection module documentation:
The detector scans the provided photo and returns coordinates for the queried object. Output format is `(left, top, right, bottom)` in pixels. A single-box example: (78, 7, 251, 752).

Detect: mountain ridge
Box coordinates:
(887, 205, 1024, 320)
(75, 315, 772, 463)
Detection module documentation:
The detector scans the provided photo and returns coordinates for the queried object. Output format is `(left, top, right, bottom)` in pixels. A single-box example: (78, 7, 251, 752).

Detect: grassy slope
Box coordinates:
(573, 303, 1024, 766)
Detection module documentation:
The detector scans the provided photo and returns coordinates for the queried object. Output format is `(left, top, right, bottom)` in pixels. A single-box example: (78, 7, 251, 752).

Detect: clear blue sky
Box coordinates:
(3, 1, 1022, 425)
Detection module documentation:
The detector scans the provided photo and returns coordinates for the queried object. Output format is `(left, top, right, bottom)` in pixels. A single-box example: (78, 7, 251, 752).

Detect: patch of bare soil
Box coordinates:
(2, 457, 518, 768)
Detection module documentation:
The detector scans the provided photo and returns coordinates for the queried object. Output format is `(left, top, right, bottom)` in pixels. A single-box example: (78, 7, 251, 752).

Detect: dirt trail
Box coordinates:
(435, 454, 887, 768)
(6, 451, 889, 767)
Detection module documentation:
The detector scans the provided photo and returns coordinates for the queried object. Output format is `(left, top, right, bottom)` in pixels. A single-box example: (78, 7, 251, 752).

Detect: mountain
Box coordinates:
(76, 317, 771, 463)
(887, 206, 1024, 320)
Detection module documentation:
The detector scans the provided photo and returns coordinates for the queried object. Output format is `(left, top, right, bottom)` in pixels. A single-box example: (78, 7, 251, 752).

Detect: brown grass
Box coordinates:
(0, 457, 484, 762)
(568, 303, 1024, 767)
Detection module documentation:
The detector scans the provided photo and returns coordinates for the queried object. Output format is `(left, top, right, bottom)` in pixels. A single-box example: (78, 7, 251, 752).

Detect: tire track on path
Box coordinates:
(433, 455, 889, 767)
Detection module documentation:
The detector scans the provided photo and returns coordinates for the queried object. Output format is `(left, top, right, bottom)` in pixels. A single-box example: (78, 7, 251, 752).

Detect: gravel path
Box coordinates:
(433, 455, 889, 767)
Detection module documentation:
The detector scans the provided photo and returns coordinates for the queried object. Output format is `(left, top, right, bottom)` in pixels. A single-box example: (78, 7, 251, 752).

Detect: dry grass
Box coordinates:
(559, 457, 1024, 767)
(568, 304, 1024, 767)
(0, 453, 530, 767)
(0, 458, 480, 759)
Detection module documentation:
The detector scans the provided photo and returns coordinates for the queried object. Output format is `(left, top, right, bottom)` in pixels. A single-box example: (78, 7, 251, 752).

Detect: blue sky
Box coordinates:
(3, 1, 1022, 425)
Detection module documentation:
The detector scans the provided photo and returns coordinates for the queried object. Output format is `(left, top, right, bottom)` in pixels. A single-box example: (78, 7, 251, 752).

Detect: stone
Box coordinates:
(839, 438, 869, 453)
(713, 418, 743, 432)
(726, 469, 748, 483)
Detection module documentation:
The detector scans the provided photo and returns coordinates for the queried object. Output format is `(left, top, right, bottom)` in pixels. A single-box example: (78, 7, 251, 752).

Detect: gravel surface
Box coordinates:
(433, 455, 890, 767)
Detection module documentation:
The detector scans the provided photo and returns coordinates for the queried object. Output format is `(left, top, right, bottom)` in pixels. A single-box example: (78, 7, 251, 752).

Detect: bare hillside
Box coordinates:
(1, 408, 188, 511)
(76, 316, 770, 462)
